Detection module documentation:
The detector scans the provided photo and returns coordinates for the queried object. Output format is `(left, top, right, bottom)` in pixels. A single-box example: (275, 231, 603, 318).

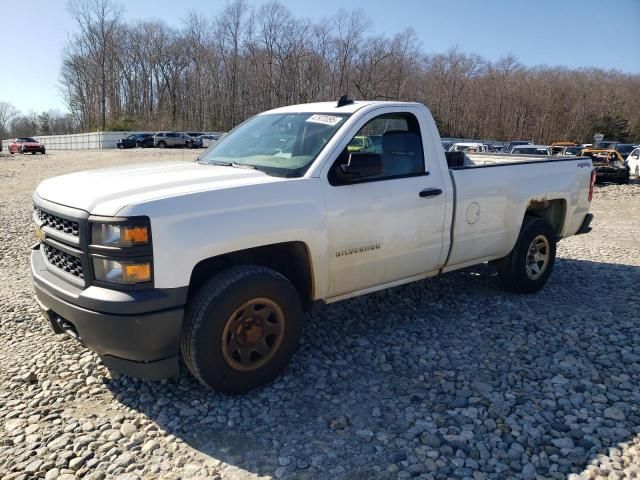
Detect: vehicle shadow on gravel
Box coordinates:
(106, 258, 639, 479)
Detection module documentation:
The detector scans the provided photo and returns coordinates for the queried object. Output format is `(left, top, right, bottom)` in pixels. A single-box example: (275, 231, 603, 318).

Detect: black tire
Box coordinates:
(495, 216, 556, 294)
(181, 265, 303, 394)
(619, 172, 630, 185)
(41, 149, 45, 155)
(635, 166, 639, 178)
(158, 141, 167, 148)
(117, 144, 124, 149)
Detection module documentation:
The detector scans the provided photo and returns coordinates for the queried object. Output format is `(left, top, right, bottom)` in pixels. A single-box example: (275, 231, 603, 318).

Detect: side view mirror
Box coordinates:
(339, 152, 382, 180)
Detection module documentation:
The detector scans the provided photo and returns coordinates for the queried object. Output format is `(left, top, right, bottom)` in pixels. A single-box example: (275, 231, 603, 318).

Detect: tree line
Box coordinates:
(3, 0, 639, 144)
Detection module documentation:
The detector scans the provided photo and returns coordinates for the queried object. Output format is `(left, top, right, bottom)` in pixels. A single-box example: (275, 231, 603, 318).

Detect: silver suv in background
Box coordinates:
(153, 132, 201, 148)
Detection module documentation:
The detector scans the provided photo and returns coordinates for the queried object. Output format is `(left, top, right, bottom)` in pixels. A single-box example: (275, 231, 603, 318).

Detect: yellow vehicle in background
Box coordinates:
(347, 135, 373, 152)
(550, 141, 577, 155)
(579, 148, 630, 184)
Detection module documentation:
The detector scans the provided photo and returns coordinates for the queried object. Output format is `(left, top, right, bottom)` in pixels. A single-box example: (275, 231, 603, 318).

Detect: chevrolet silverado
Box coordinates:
(31, 98, 595, 394)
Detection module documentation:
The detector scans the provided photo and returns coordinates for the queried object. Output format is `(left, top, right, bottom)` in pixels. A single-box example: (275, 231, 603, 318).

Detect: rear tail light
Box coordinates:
(588, 170, 596, 202)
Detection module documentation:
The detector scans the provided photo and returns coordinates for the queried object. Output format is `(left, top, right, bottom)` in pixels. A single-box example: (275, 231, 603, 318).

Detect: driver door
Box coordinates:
(322, 110, 447, 298)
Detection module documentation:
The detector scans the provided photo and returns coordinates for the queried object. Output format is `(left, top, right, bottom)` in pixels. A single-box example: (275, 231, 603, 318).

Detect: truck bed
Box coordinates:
(445, 151, 584, 168)
(441, 153, 592, 272)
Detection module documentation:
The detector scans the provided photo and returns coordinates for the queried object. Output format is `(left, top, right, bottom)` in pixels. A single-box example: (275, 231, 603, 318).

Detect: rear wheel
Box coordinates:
(181, 265, 303, 394)
(635, 166, 639, 178)
(495, 216, 556, 294)
(158, 141, 167, 148)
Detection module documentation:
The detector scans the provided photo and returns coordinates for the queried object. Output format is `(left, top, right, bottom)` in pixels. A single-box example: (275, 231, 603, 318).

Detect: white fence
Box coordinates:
(2, 131, 143, 151)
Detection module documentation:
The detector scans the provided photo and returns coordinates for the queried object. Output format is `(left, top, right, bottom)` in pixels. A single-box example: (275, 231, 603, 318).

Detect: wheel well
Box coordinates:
(188, 242, 314, 311)
(525, 198, 566, 237)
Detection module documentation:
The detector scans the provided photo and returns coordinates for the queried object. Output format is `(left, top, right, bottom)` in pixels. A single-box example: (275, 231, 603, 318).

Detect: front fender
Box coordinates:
(119, 178, 329, 297)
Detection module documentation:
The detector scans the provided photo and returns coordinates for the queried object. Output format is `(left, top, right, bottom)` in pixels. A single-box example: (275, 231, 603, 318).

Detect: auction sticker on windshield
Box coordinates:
(306, 114, 343, 126)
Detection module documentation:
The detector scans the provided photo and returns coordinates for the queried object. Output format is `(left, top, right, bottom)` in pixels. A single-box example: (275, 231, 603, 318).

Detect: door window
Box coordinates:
(329, 113, 425, 185)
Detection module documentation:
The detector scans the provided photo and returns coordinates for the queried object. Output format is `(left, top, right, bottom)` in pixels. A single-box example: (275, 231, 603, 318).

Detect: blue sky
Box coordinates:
(1, 0, 639, 114)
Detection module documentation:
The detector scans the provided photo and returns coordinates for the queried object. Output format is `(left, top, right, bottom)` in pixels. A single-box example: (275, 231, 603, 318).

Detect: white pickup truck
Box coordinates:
(31, 98, 595, 394)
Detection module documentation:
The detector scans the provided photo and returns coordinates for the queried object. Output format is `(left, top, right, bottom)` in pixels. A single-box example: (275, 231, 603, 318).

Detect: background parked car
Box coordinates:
(186, 132, 204, 139)
(153, 132, 200, 148)
(448, 142, 487, 152)
(116, 133, 154, 149)
(550, 142, 576, 155)
(580, 148, 629, 184)
(626, 147, 640, 178)
(510, 145, 550, 155)
(595, 140, 619, 149)
(8, 137, 46, 155)
(506, 140, 532, 152)
(613, 143, 636, 159)
(557, 145, 582, 156)
(198, 134, 222, 148)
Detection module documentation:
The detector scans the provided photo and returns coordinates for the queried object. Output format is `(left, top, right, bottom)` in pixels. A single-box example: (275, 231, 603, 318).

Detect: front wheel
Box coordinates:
(495, 216, 557, 294)
(181, 265, 303, 394)
(635, 166, 640, 179)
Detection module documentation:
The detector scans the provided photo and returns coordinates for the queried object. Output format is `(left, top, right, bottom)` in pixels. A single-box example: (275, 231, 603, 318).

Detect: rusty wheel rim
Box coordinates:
(526, 235, 550, 280)
(221, 298, 285, 372)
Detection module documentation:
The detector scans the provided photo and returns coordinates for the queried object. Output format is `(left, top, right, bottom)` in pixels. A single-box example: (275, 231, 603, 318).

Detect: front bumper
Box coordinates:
(31, 246, 186, 380)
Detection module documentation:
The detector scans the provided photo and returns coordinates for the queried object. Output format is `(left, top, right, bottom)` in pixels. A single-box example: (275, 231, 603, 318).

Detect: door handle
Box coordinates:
(419, 188, 443, 198)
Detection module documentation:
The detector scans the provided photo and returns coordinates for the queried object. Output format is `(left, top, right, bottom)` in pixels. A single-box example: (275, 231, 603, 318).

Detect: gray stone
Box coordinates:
(604, 407, 625, 421)
(119, 422, 137, 437)
(45, 468, 60, 480)
(522, 463, 536, 479)
(25, 459, 44, 473)
(420, 432, 441, 448)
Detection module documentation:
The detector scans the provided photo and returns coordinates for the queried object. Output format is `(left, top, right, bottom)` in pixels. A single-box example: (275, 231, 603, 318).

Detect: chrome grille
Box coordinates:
(42, 244, 84, 279)
(35, 208, 79, 237)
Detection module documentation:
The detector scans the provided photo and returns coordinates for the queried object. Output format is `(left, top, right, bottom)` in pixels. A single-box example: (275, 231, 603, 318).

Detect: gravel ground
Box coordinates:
(1, 150, 639, 480)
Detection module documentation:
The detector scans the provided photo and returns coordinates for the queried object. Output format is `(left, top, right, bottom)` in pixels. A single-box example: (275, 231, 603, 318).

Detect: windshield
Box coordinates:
(616, 144, 634, 155)
(565, 146, 581, 155)
(17, 137, 36, 142)
(199, 113, 349, 176)
(514, 147, 548, 155)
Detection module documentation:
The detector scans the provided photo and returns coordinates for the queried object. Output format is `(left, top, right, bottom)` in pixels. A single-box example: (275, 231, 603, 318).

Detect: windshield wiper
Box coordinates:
(212, 161, 256, 170)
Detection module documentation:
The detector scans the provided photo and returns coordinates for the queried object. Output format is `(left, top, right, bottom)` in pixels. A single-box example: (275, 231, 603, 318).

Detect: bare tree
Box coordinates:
(57, 1, 640, 143)
(0, 102, 19, 139)
(67, 0, 123, 130)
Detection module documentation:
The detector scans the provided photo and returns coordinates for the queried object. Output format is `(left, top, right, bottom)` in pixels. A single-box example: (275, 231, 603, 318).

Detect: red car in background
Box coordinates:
(9, 137, 46, 155)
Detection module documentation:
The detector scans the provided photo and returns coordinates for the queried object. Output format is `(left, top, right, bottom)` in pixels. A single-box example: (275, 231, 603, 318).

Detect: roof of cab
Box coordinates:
(262, 100, 422, 115)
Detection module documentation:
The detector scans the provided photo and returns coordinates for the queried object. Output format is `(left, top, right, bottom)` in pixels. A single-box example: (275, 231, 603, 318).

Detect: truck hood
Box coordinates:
(35, 161, 283, 216)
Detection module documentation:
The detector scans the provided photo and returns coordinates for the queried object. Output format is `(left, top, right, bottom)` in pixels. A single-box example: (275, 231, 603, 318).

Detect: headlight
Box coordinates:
(91, 220, 150, 247)
(93, 258, 151, 284)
